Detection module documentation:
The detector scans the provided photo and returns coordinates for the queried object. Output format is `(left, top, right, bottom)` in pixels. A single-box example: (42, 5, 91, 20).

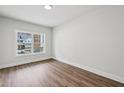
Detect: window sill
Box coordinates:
(16, 52, 46, 57)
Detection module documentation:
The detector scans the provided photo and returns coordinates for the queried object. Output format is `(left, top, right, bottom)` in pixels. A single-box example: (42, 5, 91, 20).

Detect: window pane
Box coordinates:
(17, 32, 32, 55)
(33, 34, 42, 53)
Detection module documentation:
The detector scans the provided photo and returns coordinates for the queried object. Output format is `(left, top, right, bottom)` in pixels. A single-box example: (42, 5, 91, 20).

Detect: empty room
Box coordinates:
(0, 5, 124, 87)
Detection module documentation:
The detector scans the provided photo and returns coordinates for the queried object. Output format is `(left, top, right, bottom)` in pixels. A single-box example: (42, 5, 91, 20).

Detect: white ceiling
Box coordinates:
(0, 5, 101, 27)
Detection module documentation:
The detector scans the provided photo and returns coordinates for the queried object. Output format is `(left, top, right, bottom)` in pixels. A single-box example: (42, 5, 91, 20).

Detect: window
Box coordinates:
(16, 30, 45, 56)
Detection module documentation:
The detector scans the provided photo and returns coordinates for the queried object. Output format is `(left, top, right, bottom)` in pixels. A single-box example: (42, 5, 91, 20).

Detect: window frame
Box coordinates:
(15, 30, 46, 56)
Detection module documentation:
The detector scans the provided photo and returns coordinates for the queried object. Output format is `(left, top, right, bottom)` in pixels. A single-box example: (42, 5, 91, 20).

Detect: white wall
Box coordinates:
(53, 6, 124, 83)
(0, 16, 52, 68)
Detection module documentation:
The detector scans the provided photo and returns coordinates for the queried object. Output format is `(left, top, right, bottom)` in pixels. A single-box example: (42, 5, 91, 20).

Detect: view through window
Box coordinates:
(16, 31, 45, 56)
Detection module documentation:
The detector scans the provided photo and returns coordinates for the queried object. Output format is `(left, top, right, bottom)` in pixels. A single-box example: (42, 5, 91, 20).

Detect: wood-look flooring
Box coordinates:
(0, 59, 123, 87)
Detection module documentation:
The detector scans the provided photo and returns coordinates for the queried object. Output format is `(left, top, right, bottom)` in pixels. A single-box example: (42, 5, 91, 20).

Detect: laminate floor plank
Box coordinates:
(0, 59, 123, 87)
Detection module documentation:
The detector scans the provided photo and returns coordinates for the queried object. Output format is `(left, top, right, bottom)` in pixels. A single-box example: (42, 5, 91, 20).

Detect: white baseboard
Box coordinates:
(0, 56, 52, 69)
(53, 57, 124, 84)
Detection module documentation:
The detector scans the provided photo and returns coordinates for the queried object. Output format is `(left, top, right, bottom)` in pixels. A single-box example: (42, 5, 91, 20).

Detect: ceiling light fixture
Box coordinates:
(44, 5, 53, 10)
